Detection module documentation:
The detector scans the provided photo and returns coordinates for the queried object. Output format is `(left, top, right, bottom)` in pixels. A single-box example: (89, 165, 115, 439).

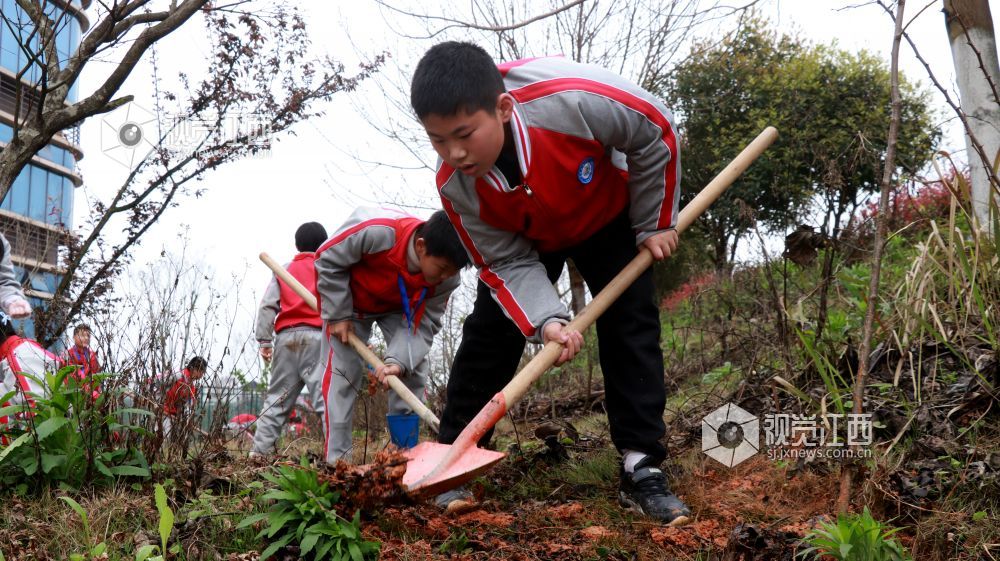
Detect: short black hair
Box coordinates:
(417, 211, 470, 269)
(411, 41, 505, 120)
(187, 356, 208, 372)
(295, 222, 328, 252)
(74, 324, 91, 335)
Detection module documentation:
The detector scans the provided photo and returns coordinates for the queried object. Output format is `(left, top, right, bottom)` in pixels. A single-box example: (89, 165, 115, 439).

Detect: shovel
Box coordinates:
(258, 252, 441, 432)
(402, 126, 779, 498)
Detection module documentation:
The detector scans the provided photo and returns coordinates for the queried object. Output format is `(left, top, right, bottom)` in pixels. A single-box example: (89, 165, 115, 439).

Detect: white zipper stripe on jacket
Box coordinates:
(484, 171, 504, 193)
(509, 102, 531, 177)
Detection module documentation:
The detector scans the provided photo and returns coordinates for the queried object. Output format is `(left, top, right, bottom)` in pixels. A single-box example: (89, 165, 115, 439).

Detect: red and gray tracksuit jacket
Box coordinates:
(313, 208, 460, 374)
(161, 369, 198, 416)
(63, 345, 101, 378)
(255, 252, 324, 348)
(0, 336, 60, 436)
(437, 56, 681, 341)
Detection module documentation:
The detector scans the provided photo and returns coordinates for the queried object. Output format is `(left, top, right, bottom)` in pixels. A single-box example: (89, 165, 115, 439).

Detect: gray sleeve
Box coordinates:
(254, 276, 281, 347)
(383, 274, 459, 373)
(0, 234, 26, 304)
(520, 65, 681, 244)
(314, 211, 397, 322)
(440, 174, 568, 342)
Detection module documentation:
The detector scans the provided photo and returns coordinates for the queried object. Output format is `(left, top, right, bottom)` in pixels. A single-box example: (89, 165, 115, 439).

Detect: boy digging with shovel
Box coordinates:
(411, 42, 688, 525)
(315, 208, 469, 464)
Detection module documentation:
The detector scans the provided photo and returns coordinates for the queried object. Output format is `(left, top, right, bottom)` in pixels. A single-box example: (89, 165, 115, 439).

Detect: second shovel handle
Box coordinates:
(501, 126, 779, 407)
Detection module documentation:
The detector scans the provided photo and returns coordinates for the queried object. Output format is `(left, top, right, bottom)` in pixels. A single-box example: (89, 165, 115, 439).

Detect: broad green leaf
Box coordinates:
(261, 490, 301, 502)
(41, 453, 67, 474)
(266, 510, 296, 538)
(300, 532, 319, 556)
(134, 544, 158, 561)
(316, 540, 335, 560)
(19, 455, 38, 476)
(236, 513, 269, 530)
(34, 417, 70, 441)
(94, 459, 113, 478)
(155, 483, 174, 553)
(348, 542, 363, 561)
(0, 404, 28, 417)
(109, 465, 151, 478)
(260, 534, 293, 561)
(0, 433, 32, 464)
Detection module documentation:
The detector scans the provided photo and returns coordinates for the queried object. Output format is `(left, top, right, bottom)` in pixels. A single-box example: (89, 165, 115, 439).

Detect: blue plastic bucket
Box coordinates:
(386, 413, 420, 449)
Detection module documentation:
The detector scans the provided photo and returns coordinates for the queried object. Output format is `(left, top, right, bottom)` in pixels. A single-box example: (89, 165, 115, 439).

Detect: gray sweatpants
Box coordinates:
(322, 315, 427, 464)
(251, 327, 326, 455)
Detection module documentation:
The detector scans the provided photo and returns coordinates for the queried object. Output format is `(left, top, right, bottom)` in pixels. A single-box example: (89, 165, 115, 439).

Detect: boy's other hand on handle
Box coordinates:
(375, 364, 403, 389)
(543, 322, 583, 366)
(327, 320, 353, 344)
(643, 230, 679, 260)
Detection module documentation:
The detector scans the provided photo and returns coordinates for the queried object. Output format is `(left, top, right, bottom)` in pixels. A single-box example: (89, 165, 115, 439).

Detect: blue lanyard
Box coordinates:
(397, 275, 427, 334)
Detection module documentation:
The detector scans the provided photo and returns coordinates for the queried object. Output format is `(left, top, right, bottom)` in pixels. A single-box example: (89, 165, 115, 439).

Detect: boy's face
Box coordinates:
(74, 330, 91, 348)
(415, 238, 459, 286)
(421, 94, 514, 179)
(189, 368, 205, 380)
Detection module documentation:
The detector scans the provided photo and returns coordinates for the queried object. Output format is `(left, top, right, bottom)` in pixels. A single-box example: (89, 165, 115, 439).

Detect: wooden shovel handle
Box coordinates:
(258, 252, 441, 431)
(501, 126, 779, 407)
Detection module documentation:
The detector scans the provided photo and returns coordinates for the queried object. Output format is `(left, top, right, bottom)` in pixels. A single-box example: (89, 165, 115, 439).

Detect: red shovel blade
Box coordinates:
(402, 441, 506, 498)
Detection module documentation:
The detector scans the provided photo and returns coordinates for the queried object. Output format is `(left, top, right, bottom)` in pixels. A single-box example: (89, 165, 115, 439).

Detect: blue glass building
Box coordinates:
(0, 0, 89, 338)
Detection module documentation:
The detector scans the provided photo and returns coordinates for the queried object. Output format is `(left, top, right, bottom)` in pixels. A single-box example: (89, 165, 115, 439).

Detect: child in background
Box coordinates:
(251, 222, 328, 457)
(160, 356, 207, 439)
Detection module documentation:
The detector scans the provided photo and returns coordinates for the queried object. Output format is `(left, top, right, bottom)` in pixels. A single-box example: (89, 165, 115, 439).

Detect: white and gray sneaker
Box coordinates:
(433, 485, 476, 515)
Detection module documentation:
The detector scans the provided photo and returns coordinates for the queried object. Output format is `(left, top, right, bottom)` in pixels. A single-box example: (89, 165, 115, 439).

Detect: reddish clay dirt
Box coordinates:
(365, 453, 841, 560)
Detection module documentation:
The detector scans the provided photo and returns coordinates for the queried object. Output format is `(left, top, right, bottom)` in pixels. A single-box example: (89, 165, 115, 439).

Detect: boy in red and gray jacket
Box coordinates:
(315, 208, 468, 464)
(411, 42, 689, 525)
(63, 324, 102, 399)
(251, 222, 328, 456)
(160, 356, 207, 438)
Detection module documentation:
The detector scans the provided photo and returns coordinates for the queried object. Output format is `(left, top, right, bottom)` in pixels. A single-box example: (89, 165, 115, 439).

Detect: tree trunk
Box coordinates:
(567, 260, 587, 315)
(838, 0, 907, 513)
(944, 0, 1000, 230)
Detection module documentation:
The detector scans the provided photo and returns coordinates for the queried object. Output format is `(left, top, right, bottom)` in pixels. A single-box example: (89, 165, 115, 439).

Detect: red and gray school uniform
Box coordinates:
(436, 56, 681, 463)
(62, 345, 102, 400)
(315, 208, 460, 463)
(0, 336, 60, 439)
(251, 252, 326, 455)
(63, 346, 101, 378)
(158, 368, 199, 438)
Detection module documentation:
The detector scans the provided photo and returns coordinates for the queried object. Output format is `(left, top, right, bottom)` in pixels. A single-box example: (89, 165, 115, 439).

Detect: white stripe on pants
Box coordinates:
(321, 316, 427, 464)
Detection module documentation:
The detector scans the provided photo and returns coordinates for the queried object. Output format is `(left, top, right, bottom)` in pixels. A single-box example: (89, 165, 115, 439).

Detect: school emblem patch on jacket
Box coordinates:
(577, 157, 595, 184)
